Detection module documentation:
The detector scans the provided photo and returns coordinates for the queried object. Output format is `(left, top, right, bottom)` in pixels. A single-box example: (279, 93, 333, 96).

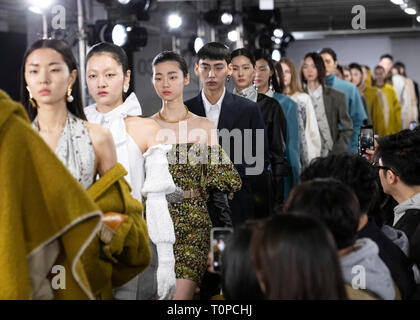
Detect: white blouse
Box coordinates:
(291, 92, 322, 161)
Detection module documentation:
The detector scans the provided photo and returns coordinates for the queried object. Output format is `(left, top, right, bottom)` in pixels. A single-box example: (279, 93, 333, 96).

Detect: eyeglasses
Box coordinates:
(372, 162, 398, 176)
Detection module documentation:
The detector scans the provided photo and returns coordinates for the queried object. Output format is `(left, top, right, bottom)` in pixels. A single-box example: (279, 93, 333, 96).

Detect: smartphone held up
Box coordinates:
(358, 125, 375, 156)
(211, 227, 233, 272)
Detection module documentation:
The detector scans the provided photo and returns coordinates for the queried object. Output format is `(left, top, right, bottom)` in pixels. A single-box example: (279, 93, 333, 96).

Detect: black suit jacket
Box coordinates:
(185, 90, 269, 182)
(185, 90, 269, 226)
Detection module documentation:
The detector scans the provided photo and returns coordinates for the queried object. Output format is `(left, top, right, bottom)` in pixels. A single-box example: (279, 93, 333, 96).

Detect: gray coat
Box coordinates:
(323, 86, 354, 154)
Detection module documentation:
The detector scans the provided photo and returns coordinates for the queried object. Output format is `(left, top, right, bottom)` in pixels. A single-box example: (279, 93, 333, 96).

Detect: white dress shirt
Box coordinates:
(201, 87, 226, 127)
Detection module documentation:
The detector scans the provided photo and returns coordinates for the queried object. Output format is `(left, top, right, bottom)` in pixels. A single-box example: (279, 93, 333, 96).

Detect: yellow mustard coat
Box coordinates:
(0, 90, 102, 300)
(80, 163, 151, 300)
(376, 84, 402, 135)
(363, 86, 387, 136)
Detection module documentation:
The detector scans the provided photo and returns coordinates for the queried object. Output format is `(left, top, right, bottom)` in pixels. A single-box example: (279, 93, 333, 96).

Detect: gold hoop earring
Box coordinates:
(26, 86, 37, 108)
(123, 83, 129, 93)
(67, 85, 74, 103)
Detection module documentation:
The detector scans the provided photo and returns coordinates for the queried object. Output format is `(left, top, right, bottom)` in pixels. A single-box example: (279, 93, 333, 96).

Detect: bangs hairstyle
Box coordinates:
(230, 48, 256, 67)
(280, 57, 303, 95)
(300, 52, 326, 87)
(196, 42, 231, 64)
(152, 50, 189, 77)
(20, 39, 86, 121)
(253, 49, 281, 93)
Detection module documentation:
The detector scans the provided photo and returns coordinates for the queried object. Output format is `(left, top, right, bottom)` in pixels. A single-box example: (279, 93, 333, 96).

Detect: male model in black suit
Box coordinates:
(185, 42, 269, 228)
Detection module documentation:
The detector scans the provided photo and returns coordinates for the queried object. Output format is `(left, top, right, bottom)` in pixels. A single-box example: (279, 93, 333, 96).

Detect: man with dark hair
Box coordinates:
(300, 153, 417, 299)
(285, 178, 396, 299)
(375, 128, 420, 284)
(185, 42, 269, 227)
(185, 42, 269, 300)
(320, 47, 367, 153)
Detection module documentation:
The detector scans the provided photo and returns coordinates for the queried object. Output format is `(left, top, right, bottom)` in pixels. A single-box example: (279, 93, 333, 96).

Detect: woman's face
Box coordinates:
(280, 62, 291, 87)
(254, 59, 273, 90)
(351, 68, 363, 87)
(301, 57, 318, 83)
(152, 60, 189, 102)
(24, 48, 76, 107)
(86, 53, 130, 108)
(231, 55, 255, 91)
(343, 69, 352, 82)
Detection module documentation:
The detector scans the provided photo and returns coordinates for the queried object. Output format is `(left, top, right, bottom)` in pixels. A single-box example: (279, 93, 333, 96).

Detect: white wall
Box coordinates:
(286, 35, 420, 86)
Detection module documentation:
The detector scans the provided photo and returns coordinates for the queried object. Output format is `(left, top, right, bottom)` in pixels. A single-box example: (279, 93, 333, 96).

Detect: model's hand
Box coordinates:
(156, 243, 176, 300)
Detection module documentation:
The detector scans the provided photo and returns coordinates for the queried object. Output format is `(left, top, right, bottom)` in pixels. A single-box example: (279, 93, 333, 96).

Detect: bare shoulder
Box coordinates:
(125, 116, 160, 134)
(190, 114, 216, 130)
(84, 121, 114, 148)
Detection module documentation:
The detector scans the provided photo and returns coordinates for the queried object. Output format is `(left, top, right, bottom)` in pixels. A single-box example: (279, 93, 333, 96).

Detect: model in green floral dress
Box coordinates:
(167, 143, 242, 284)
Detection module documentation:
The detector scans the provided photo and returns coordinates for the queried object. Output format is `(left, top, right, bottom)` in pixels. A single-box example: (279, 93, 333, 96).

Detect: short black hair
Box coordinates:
(284, 178, 361, 250)
(376, 129, 420, 186)
(301, 52, 326, 86)
(349, 62, 363, 76)
(380, 54, 393, 61)
(196, 42, 231, 64)
(230, 48, 256, 67)
(299, 154, 378, 214)
(152, 50, 189, 77)
(319, 47, 337, 62)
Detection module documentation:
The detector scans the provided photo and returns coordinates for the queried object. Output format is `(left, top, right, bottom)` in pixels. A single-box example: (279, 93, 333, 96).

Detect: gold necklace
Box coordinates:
(158, 105, 189, 123)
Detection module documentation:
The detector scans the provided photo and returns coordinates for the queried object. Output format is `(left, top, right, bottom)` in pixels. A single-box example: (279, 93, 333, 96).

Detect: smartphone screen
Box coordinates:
(358, 125, 374, 156)
(211, 227, 233, 272)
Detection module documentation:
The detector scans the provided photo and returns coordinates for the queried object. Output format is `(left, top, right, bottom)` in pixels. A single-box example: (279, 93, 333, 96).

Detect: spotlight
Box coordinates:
(111, 24, 128, 46)
(417, 15, 420, 22)
(227, 30, 238, 42)
(390, 0, 404, 4)
(272, 49, 281, 61)
(194, 37, 204, 53)
(28, 6, 43, 14)
(221, 12, 233, 25)
(404, 7, 417, 15)
(87, 21, 147, 48)
(273, 28, 284, 38)
(168, 14, 182, 29)
(118, 0, 131, 4)
(274, 37, 281, 44)
(29, 0, 53, 9)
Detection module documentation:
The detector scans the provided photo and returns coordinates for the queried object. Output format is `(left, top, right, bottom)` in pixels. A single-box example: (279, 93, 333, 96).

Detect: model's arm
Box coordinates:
(86, 122, 117, 177)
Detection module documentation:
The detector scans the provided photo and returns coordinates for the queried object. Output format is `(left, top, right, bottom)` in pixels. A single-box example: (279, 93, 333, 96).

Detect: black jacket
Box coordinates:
(185, 91, 269, 227)
(256, 93, 290, 213)
(358, 218, 417, 299)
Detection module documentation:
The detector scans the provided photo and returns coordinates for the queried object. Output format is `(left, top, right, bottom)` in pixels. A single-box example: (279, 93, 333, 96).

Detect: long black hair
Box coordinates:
(301, 52, 327, 88)
(251, 213, 348, 300)
(253, 49, 281, 93)
(20, 39, 86, 121)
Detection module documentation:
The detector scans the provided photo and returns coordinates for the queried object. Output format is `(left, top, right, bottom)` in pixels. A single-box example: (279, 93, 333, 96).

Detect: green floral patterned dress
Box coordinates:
(167, 143, 242, 284)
